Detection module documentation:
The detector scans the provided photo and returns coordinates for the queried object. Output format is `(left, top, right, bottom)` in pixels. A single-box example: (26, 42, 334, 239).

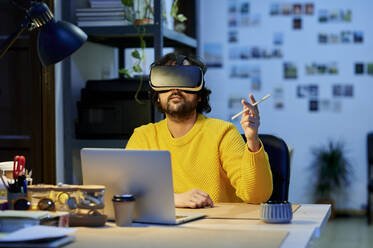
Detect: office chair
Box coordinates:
(367, 133, 373, 224)
(242, 134, 291, 202)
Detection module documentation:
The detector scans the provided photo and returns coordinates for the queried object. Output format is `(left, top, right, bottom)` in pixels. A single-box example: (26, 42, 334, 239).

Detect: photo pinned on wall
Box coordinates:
(230, 46, 282, 60)
(228, 30, 239, 43)
(309, 100, 318, 112)
(240, 2, 250, 14)
(228, 94, 246, 130)
(293, 17, 302, 29)
(329, 9, 341, 22)
(318, 31, 363, 44)
(273, 87, 284, 110)
(250, 65, 261, 91)
(240, 15, 250, 27)
(228, 15, 238, 27)
(319, 99, 331, 112)
(329, 33, 340, 43)
(228, 1, 259, 27)
(305, 3, 314, 15)
(203, 43, 223, 68)
(273, 32, 284, 45)
(353, 31, 363, 43)
(228, 95, 243, 109)
(270, 3, 280, 15)
(318, 9, 351, 23)
(318, 9, 328, 22)
(228, 0, 238, 14)
(272, 48, 283, 58)
(247, 14, 261, 26)
(270, 3, 314, 16)
(230, 65, 250, 78)
(251, 47, 261, 58)
(341, 31, 353, 43)
(305, 62, 338, 75)
(283, 62, 297, 79)
(332, 84, 354, 97)
(240, 46, 251, 59)
(297, 84, 318, 98)
(281, 4, 292, 15)
(332, 100, 342, 113)
(367, 63, 373, 75)
(292, 4, 302, 15)
(229, 47, 241, 60)
(333, 84, 343, 97)
(318, 33, 328, 43)
(355, 63, 364, 74)
(344, 85, 353, 97)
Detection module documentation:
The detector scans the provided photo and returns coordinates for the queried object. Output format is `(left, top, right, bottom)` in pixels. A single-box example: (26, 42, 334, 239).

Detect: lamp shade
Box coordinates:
(37, 20, 87, 66)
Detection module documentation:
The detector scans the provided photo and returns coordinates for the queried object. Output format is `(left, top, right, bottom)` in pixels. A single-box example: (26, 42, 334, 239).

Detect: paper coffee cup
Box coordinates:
(112, 194, 135, 227)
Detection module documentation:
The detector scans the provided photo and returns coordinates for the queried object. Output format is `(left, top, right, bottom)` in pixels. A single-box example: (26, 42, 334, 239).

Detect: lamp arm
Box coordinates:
(0, 16, 31, 59)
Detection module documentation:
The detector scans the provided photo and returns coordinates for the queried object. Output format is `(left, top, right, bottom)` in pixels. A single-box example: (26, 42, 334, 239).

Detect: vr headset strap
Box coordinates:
(176, 55, 187, 65)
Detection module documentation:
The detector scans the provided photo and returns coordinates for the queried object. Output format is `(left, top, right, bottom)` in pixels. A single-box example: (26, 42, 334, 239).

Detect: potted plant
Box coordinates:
(309, 140, 353, 218)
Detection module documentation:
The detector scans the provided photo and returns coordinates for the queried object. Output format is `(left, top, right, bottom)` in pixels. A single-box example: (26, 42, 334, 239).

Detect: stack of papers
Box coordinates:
(76, 0, 130, 27)
(0, 225, 76, 248)
(0, 211, 69, 232)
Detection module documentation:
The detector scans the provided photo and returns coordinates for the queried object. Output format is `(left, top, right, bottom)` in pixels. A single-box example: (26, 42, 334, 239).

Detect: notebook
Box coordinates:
(80, 148, 206, 224)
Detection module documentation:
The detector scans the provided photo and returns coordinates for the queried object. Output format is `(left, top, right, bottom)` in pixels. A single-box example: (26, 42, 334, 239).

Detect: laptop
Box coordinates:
(80, 148, 206, 224)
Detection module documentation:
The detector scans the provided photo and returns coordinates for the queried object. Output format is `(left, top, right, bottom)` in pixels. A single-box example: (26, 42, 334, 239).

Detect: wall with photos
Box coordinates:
(199, 0, 373, 210)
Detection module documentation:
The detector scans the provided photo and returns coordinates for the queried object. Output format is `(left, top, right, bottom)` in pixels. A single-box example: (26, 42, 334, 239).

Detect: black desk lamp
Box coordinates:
(0, 1, 87, 66)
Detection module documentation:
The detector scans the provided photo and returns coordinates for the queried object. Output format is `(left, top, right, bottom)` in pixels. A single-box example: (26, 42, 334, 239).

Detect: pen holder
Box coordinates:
(260, 201, 293, 224)
(7, 192, 32, 210)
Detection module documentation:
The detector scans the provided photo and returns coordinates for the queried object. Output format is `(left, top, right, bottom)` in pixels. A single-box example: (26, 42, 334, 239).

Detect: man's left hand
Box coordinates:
(240, 93, 261, 152)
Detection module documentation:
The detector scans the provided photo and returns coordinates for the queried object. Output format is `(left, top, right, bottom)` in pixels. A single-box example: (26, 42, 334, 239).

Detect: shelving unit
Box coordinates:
(77, 0, 197, 123)
(62, 0, 198, 184)
(81, 24, 197, 48)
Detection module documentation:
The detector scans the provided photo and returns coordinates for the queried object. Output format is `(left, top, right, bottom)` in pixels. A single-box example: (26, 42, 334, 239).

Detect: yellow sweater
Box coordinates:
(125, 114, 273, 203)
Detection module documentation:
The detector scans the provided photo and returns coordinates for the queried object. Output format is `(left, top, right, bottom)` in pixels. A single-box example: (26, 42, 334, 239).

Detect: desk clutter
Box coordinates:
(25, 184, 107, 227)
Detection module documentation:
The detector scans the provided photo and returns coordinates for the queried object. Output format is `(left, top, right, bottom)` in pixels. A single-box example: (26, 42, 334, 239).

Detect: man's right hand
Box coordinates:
(174, 189, 214, 208)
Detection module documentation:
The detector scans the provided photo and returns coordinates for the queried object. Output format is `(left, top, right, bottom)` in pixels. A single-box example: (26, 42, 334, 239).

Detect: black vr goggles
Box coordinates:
(149, 65, 204, 92)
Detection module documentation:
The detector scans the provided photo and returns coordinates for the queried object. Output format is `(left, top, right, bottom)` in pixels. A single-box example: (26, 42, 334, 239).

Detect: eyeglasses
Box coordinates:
(13, 197, 55, 211)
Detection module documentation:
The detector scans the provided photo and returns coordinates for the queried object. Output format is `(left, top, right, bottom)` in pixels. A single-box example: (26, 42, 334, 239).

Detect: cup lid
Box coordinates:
(112, 194, 135, 202)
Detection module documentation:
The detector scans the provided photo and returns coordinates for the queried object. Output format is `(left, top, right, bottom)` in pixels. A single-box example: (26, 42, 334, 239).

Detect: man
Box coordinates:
(126, 53, 273, 208)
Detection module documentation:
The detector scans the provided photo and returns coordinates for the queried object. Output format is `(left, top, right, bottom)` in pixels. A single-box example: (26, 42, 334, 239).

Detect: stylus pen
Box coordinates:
(231, 94, 271, 120)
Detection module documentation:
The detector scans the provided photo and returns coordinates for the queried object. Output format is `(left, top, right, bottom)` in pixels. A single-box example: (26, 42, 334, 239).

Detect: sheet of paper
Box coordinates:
(0, 211, 50, 219)
(0, 226, 77, 242)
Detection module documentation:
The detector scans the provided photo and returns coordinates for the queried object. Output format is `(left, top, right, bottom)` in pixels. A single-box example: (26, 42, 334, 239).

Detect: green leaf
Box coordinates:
(131, 50, 141, 59)
(176, 14, 187, 22)
(171, 0, 179, 17)
(121, 0, 133, 7)
(133, 64, 142, 73)
(119, 68, 132, 78)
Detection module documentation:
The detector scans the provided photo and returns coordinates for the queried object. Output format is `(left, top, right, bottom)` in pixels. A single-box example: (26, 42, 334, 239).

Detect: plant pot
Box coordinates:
(134, 18, 152, 26)
(316, 199, 335, 219)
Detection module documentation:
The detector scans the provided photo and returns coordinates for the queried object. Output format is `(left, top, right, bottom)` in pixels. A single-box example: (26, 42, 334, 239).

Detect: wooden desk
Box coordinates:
(67, 204, 331, 248)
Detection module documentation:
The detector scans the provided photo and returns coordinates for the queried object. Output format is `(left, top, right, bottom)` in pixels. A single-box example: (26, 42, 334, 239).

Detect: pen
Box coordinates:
(231, 94, 271, 120)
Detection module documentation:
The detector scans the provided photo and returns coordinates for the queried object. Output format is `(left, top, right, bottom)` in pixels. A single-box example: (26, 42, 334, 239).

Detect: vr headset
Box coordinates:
(149, 65, 204, 92)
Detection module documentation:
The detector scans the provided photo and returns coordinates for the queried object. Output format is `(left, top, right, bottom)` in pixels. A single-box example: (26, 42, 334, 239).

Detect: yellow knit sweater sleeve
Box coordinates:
(218, 124, 273, 203)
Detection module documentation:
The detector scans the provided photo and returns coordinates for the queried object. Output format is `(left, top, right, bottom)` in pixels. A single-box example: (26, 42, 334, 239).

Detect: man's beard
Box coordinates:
(161, 92, 198, 120)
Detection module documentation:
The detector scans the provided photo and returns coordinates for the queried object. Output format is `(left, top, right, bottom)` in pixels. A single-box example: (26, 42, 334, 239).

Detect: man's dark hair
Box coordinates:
(150, 53, 212, 114)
